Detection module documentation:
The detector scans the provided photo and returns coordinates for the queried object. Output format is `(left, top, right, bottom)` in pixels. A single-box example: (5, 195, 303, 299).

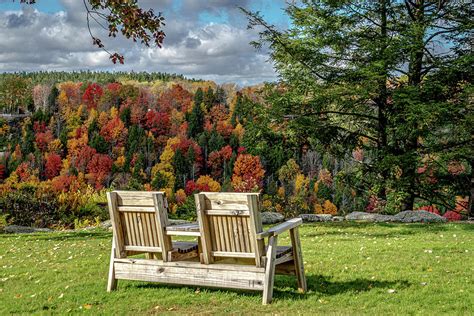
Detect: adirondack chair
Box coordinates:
(195, 192, 307, 304)
(106, 191, 199, 291)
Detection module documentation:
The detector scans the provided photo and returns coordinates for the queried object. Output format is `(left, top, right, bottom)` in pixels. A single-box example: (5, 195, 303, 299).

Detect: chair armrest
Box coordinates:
(256, 218, 302, 240)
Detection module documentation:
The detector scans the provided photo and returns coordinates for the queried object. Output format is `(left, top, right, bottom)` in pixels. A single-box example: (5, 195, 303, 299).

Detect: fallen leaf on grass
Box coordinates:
(83, 304, 92, 310)
(14, 293, 23, 298)
(387, 289, 396, 294)
(58, 293, 64, 299)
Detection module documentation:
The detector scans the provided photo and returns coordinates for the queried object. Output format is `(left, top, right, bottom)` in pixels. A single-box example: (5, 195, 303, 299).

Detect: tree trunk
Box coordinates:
(404, 0, 425, 211)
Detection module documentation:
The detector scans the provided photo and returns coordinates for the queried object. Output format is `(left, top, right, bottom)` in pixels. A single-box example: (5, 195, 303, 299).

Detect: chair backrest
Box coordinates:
(195, 192, 265, 267)
(107, 191, 171, 259)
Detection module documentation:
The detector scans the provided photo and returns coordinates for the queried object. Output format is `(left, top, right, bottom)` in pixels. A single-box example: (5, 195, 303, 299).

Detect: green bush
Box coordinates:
(0, 186, 61, 227)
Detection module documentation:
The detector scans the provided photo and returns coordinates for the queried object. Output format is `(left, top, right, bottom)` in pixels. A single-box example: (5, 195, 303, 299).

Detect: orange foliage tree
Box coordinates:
(231, 154, 265, 192)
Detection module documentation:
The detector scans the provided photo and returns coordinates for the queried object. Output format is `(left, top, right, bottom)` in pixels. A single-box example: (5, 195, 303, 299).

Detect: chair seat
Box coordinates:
(172, 241, 199, 254)
(264, 245, 293, 259)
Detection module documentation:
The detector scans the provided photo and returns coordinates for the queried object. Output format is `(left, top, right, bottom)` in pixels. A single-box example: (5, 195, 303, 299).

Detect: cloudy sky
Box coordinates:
(0, 0, 291, 85)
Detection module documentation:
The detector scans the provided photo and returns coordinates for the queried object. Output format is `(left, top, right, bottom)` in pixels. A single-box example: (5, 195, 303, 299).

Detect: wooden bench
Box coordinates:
(106, 191, 306, 305)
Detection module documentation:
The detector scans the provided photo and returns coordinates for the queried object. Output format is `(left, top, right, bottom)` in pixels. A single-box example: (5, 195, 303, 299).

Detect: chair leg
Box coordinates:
(107, 239, 117, 292)
(290, 227, 307, 293)
(262, 235, 278, 305)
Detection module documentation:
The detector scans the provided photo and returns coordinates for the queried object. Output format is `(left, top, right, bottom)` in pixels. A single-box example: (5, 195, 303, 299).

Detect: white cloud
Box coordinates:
(0, 2, 278, 85)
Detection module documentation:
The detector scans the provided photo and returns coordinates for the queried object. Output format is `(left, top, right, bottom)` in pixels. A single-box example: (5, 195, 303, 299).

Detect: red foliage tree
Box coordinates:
(82, 83, 104, 110)
(0, 164, 5, 180)
(35, 130, 54, 152)
(184, 180, 210, 195)
(158, 84, 192, 112)
(207, 145, 233, 179)
(50, 174, 79, 192)
(145, 109, 170, 136)
(44, 153, 62, 179)
(71, 145, 97, 172)
(86, 153, 113, 189)
(100, 116, 128, 147)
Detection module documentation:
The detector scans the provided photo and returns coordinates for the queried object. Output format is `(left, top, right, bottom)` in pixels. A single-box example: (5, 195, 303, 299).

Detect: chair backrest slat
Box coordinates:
(195, 192, 265, 266)
(108, 191, 170, 259)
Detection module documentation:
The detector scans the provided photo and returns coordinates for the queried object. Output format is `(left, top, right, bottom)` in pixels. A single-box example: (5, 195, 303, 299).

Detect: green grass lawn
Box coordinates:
(1, 222, 473, 315)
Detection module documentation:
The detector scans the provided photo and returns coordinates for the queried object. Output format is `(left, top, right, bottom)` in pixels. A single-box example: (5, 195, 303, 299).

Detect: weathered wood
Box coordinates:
(211, 251, 255, 258)
(204, 209, 250, 216)
(262, 235, 278, 305)
(114, 260, 265, 291)
(107, 239, 117, 292)
(117, 206, 155, 213)
(114, 258, 265, 273)
(153, 193, 172, 261)
(124, 245, 162, 252)
(257, 218, 303, 239)
(290, 227, 307, 293)
(115, 190, 162, 206)
(165, 223, 199, 232)
(248, 194, 264, 267)
(195, 193, 213, 264)
(107, 192, 126, 258)
(165, 230, 201, 237)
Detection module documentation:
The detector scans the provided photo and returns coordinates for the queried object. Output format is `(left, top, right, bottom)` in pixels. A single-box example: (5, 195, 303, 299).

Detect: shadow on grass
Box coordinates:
(274, 274, 410, 300)
(126, 273, 410, 302)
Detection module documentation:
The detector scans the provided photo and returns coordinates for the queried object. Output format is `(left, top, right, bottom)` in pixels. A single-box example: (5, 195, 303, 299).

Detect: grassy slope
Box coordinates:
(0, 222, 473, 315)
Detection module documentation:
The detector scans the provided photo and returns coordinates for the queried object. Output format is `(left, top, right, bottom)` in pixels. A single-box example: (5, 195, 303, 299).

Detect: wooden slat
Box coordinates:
(212, 216, 221, 251)
(117, 206, 155, 213)
(219, 216, 227, 251)
(220, 216, 230, 251)
(262, 235, 278, 305)
(211, 251, 256, 258)
(204, 209, 250, 216)
(114, 258, 265, 272)
(142, 213, 150, 246)
(248, 194, 264, 267)
(165, 223, 199, 232)
(124, 245, 161, 252)
(241, 217, 251, 253)
(290, 227, 307, 292)
(227, 217, 236, 252)
(107, 192, 126, 258)
(257, 218, 302, 239)
(165, 230, 201, 237)
(127, 212, 137, 246)
(144, 213, 153, 247)
(119, 213, 127, 245)
(202, 192, 257, 211)
(195, 193, 213, 264)
(232, 216, 241, 252)
(115, 191, 163, 206)
(114, 260, 265, 291)
(137, 213, 146, 246)
(148, 213, 159, 247)
(153, 193, 172, 261)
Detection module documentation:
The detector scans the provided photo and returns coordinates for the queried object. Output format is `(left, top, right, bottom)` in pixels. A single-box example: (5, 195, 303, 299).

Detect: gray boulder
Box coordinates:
(333, 216, 345, 222)
(345, 212, 395, 222)
(100, 220, 112, 229)
(298, 214, 333, 222)
(393, 210, 447, 223)
(3, 225, 52, 234)
(168, 219, 194, 226)
(261, 212, 285, 224)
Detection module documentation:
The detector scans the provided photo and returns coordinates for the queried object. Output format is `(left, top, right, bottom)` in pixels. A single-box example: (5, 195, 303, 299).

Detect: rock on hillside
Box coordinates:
(393, 210, 447, 223)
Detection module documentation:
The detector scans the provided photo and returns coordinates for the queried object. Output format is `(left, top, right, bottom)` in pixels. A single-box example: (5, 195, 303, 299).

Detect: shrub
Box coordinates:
(0, 185, 60, 227)
(443, 211, 462, 221)
(175, 195, 197, 220)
